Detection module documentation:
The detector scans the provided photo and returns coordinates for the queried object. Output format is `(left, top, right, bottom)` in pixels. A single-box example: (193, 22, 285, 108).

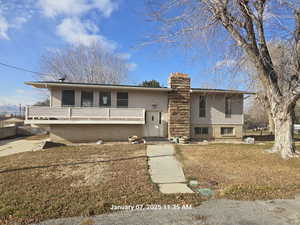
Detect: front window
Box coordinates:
(99, 92, 111, 107)
(199, 95, 206, 117)
(117, 92, 128, 108)
(81, 91, 94, 107)
(62, 90, 75, 106)
(221, 127, 234, 136)
(225, 96, 232, 118)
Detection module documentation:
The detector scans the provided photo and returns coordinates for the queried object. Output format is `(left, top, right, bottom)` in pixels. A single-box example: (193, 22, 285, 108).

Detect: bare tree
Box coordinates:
(148, 0, 300, 159)
(40, 42, 129, 84)
(234, 41, 295, 133)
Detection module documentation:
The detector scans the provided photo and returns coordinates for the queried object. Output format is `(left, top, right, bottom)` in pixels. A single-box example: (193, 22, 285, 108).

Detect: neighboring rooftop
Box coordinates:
(25, 81, 255, 94)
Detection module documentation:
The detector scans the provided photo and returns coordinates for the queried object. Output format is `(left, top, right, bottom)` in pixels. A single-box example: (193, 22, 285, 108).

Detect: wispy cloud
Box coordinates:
(56, 17, 117, 49)
(37, 0, 119, 51)
(0, 1, 35, 39)
(0, 14, 9, 39)
(37, 0, 118, 18)
(0, 1, 138, 72)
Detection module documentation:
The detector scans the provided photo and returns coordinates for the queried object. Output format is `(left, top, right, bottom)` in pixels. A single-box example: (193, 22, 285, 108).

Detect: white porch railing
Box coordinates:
(25, 106, 145, 124)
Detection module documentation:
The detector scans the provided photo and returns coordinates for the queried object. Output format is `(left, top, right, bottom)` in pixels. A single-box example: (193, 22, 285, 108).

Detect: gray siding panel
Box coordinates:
(191, 93, 243, 125)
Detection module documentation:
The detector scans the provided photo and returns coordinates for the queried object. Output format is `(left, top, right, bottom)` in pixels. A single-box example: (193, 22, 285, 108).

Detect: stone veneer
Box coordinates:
(168, 72, 191, 139)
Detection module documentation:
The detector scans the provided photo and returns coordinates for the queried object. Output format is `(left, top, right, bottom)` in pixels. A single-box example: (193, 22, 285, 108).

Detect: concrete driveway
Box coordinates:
(0, 137, 45, 157)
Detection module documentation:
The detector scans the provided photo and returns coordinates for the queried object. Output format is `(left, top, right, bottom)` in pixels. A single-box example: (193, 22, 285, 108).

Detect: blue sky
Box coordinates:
(0, 0, 230, 106)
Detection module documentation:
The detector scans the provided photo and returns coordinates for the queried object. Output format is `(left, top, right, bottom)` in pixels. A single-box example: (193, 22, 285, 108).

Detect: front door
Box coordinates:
(145, 111, 162, 137)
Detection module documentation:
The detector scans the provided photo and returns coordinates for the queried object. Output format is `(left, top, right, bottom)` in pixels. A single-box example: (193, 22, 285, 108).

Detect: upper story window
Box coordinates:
(117, 92, 128, 108)
(62, 90, 75, 107)
(99, 92, 111, 107)
(199, 95, 206, 117)
(81, 91, 94, 107)
(225, 96, 232, 118)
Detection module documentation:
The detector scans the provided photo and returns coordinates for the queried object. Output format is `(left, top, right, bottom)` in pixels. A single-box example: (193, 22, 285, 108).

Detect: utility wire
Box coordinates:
(0, 61, 50, 76)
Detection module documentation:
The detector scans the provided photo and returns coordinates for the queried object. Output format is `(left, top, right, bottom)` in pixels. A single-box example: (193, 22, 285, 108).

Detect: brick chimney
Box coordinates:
(168, 72, 191, 139)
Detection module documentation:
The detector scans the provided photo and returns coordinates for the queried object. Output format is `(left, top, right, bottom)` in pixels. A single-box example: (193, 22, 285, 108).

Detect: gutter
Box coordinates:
(190, 89, 256, 95)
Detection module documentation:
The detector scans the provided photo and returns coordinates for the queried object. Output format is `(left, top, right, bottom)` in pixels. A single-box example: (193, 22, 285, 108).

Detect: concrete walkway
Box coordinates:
(146, 144, 193, 194)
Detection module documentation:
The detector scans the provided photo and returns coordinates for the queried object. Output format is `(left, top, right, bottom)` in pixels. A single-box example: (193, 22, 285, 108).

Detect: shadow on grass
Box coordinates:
(0, 155, 146, 174)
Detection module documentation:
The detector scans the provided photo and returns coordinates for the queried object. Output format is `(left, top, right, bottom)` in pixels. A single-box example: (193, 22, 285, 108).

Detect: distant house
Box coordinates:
(24, 73, 254, 142)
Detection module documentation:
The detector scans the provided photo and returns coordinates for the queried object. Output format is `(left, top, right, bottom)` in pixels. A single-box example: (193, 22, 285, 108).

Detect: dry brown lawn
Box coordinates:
(0, 144, 203, 225)
(176, 143, 300, 201)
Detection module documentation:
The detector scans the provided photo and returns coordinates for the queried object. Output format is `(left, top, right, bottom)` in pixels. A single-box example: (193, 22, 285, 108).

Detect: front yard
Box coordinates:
(176, 143, 300, 201)
(0, 144, 203, 225)
(2, 142, 300, 225)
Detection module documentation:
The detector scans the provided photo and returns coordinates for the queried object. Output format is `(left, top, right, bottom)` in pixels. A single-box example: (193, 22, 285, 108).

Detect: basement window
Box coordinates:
(81, 91, 94, 107)
(62, 90, 75, 107)
(221, 127, 234, 136)
(194, 127, 209, 135)
(117, 92, 128, 108)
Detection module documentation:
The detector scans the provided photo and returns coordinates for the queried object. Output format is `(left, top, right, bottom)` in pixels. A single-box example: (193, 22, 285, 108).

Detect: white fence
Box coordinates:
(26, 106, 145, 121)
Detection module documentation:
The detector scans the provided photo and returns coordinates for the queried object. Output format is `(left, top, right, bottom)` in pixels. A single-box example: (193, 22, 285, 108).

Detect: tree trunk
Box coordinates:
(271, 112, 299, 159)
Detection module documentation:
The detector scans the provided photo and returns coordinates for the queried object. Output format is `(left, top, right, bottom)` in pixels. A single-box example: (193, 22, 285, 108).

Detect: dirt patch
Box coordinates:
(176, 144, 300, 200)
(48, 163, 108, 187)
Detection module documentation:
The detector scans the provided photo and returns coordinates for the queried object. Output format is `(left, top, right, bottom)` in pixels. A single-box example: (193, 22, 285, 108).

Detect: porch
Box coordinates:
(25, 106, 146, 125)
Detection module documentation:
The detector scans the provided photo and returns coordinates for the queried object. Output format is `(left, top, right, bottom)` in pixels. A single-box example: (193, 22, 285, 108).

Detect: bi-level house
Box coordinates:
(25, 73, 253, 143)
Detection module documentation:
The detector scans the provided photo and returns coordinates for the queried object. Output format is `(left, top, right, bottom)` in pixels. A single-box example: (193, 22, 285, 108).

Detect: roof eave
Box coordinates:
(24, 82, 172, 92)
(190, 89, 256, 95)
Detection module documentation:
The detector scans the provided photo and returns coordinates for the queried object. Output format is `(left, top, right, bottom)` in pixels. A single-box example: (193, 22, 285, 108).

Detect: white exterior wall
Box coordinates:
(49, 87, 169, 137)
(191, 93, 244, 125)
(50, 88, 168, 111)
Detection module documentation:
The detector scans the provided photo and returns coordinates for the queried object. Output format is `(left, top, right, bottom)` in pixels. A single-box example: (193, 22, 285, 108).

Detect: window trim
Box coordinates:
(61, 89, 75, 107)
(220, 127, 235, 136)
(99, 91, 111, 107)
(199, 95, 206, 118)
(117, 92, 128, 108)
(81, 90, 94, 107)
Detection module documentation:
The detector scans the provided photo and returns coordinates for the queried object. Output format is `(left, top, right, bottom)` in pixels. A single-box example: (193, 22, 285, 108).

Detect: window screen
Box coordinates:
(62, 90, 75, 106)
(81, 91, 94, 107)
(199, 95, 206, 117)
(99, 92, 111, 107)
(117, 92, 128, 108)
